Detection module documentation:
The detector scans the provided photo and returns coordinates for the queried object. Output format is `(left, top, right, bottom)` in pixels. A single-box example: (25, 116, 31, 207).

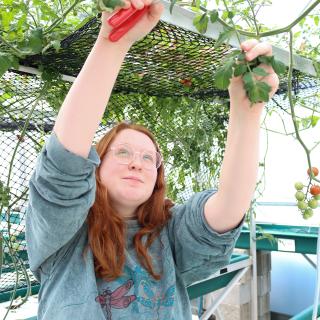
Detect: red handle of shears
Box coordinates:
(107, 5, 149, 42)
(108, 5, 139, 28)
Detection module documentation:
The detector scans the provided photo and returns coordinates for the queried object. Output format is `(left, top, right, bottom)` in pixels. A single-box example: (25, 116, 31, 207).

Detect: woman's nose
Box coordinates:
(128, 152, 142, 169)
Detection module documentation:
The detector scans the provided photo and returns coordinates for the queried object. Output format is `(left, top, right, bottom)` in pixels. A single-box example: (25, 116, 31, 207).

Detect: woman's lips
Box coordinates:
(123, 176, 143, 183)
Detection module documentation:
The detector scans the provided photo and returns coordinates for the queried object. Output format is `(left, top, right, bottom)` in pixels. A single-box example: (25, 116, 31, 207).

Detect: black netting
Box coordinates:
(0, 13, 319, 312)
(21, 16, 306, 100)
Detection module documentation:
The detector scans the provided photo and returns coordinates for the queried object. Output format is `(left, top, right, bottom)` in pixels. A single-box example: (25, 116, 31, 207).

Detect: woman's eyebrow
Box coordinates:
(115, 142, 157, 153)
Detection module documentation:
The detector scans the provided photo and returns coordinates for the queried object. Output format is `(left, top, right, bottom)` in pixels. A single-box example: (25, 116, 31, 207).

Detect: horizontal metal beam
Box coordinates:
(16, 65, 76, 82)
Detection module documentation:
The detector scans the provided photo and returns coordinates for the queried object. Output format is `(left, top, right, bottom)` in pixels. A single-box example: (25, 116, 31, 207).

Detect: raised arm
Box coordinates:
(53, 0, 164, 158)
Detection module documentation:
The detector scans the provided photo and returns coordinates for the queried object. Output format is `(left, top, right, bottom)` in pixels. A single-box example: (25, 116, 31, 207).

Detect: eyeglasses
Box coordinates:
(108, 144, 162, 170)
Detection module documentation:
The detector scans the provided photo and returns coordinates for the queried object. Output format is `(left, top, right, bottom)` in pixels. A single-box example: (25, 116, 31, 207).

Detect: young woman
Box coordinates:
(26, 0, 279, 319)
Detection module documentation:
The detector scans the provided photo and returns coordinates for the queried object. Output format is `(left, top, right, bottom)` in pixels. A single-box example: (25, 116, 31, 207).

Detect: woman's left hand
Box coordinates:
(228, 39, 280, 117)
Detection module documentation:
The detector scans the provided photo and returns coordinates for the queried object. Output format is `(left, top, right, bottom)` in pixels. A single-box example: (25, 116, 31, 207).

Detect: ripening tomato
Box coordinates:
(307, 167, 319, 177)
(179, 78, 192, 87)
(310, 185, 320, 196)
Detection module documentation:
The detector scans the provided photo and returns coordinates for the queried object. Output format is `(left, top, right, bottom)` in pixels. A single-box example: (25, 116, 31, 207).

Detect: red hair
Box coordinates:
(84, 122, 173, 281)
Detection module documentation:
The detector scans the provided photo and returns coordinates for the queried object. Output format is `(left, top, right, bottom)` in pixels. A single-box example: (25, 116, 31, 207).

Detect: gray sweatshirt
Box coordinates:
(26, 132, 243, 320)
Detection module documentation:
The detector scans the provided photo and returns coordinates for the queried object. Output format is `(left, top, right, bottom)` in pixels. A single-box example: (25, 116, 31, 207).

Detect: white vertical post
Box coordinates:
(312, 227, 320, 319)
(250, 206, 258, 320)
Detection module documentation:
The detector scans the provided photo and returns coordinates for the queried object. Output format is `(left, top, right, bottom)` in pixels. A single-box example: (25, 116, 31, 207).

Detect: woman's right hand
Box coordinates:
(98, 0, 164, 46)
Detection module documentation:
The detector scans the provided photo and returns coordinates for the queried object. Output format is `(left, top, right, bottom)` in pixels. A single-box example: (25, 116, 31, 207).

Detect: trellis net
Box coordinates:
(0, 14, 319, 309)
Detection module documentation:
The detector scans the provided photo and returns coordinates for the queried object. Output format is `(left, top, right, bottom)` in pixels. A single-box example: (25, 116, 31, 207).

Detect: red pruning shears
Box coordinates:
(107, 4, 149, 42)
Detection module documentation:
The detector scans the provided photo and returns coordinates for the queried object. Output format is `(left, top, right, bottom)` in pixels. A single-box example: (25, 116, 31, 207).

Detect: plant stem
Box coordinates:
(221, 0, 242, 44)
(0, 36, 26, 58)
(246, 0, 260, 37)
(200, 0, 320, 38)
(43, 0, 84, 35)
(287, 31, 320, 185)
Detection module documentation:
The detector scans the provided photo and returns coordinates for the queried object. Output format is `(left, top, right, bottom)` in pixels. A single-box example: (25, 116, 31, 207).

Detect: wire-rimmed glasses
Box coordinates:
(108, 144, 162, 170)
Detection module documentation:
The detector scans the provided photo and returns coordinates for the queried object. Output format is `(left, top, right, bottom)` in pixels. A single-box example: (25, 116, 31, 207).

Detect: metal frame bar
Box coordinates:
(312, 228, 320, 319)
(199, 266, 250, 320)
(189, 256, 252, 286)
(250, 207, 258, 320)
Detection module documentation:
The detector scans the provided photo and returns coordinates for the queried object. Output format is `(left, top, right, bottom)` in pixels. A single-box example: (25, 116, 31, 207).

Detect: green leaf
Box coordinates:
(50, 40, 61, 52)
(314, 16, 319, 26)
(210, 10, 219, 23)
(313, 60, 320, 77)
(237, 52, 246, 62)
(193, 13, 209, 34)
(234, 64, 247, 77)
(227, 49, 242, 58)
(271, 58, 286, 74)
(97, 0, 124, 12)
(243, 72, 254, 88)
(252, 67, 269, 77)
(28, 28, 43, 54)
(214, 60, 234, 89)
(258, 56, 273, 65)
(244, 77, 272, 104)
(227, 11, 235, 19)
(9, 55, 19, 70)
(1, 11, 14, 32)
(0, 53, 12, 77)
(301, 117, 310, 129)
(214, 29, 234, 49)
(311, 116, 319, 127)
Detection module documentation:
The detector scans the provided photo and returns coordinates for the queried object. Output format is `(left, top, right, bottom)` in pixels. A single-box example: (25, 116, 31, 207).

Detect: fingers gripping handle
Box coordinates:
(108, 5, 138, 28)
(107, 6, 149, 42)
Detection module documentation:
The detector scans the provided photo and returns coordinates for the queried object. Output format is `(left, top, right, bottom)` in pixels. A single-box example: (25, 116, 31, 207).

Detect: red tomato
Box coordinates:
(307, 167, 319, 177)
(310, 185, 320, 196)
(179, 78, 192, 87)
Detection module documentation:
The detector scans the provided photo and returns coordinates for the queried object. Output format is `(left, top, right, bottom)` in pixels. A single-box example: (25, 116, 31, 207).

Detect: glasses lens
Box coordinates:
(114, 145, 132, 163)
(141, 151, 157, 169)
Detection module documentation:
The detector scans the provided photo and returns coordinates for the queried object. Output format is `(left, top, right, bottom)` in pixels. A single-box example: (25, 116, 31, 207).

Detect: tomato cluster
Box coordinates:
(0, 180, 11, 208)
(294, 167, 320, 219)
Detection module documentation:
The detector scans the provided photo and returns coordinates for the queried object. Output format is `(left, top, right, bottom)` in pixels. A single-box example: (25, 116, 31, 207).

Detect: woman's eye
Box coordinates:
(117, 148, 130, 156)
(143, 154, 154, 162)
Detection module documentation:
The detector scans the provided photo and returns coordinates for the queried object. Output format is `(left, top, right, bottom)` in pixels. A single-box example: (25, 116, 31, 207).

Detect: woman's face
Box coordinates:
(99, 129, 158, 218)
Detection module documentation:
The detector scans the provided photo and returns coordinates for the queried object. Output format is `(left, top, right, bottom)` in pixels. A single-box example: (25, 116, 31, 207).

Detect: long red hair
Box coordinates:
(84, 122, 173, 281)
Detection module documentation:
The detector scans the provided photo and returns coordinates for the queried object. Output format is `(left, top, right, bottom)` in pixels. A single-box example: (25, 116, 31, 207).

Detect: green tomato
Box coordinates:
(12, 243, 20, 251)
(308, 199, 318, 209)
(303, 208, 314, 219)
(314, 194, 320, 200)
(294, 182, 304, 191)
(298, 201, 308, 210)
(295, 191, 305, 201)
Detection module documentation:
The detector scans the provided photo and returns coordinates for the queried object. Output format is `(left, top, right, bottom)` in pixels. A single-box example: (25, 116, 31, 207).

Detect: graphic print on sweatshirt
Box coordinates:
(96, 265, 176, 319)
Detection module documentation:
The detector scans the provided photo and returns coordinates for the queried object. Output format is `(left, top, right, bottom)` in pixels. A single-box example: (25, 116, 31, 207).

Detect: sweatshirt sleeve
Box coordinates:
(167, 189, 244, 286)
(25, 132, 100, 275)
